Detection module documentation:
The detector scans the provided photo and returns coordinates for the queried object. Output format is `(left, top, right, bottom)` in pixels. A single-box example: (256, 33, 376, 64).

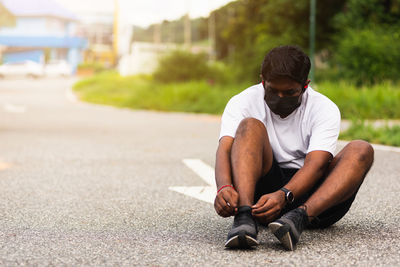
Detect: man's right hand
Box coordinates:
(214, 186, 239, 217)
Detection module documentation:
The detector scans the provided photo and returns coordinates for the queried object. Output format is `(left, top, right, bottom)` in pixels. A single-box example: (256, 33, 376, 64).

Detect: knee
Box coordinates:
(346, 140, 374, 166)
(236, 118, 266, 137)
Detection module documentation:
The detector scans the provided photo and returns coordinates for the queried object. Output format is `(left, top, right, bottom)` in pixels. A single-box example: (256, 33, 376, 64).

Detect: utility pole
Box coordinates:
(113, 0, 119, 65)
(208, 11, 216, 61)
(184, 13, 191, 47)
(309, 0, 316, 82)
(184, 0, 191, 48)
(153, 23, 161, 44)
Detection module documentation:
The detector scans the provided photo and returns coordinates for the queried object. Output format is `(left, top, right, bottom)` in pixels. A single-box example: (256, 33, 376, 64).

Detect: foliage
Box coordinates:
(334, 27, 400, 84)
(132, 16, 208, 44)
(153, 50, 209, 82)
(331, 0, 400, 84)
(132, 0, 346, 82)
(340, 120, 400, 147)
(73, 72, 247, 114)
(334, 0, 400, 29)
(75, 72, 400, 120)
(316, 80, 400, 119)
(207, 0, 347, 81)
(153, 50, 232, 84)
(130, 0, 400, 86)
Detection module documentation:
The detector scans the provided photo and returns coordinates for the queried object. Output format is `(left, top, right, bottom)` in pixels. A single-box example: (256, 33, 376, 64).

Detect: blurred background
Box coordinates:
(1, 0, 400, 146)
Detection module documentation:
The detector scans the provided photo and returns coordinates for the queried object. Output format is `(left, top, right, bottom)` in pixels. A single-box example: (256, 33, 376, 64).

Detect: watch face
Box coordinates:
(287, 192, 294, 203)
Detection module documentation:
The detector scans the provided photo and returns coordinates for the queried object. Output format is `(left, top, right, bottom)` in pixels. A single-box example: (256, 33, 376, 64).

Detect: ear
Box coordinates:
(304, 79, 310, 89)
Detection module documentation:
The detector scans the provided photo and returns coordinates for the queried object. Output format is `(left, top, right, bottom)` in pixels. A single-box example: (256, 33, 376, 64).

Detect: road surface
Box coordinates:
(0, 78, 399, 266)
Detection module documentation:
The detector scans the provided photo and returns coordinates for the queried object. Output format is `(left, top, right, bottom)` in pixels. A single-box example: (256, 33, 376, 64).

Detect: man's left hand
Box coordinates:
(251, 190, 286, 224)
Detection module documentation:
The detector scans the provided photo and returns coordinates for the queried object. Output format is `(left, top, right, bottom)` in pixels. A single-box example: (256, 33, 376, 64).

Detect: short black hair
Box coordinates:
(260, 45, 311, 86)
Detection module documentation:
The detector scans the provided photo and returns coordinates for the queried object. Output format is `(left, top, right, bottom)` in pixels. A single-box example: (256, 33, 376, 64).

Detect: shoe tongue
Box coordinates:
(238, 206, 252, 213)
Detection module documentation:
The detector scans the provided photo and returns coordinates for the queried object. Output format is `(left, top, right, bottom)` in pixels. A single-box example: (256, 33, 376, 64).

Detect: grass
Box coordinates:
(73, 71, 248, 114)
(73, 72, 400, 147)
(340, 120, 400, 147)
(315, 80, 400, 119)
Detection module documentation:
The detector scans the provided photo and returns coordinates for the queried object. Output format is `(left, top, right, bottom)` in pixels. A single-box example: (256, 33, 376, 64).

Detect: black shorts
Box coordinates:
(254, 159, 357, 228)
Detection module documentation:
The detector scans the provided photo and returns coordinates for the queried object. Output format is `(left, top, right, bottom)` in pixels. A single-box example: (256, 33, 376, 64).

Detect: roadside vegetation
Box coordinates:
(74, 71, 245, 114)
(74, 70, 400, 119)
(340, 121, 400, 147)
(74, 0, 400, 146)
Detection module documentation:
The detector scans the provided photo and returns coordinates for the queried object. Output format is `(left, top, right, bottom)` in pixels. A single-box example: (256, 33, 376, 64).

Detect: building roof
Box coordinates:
(0, 2, 16, 27)
(1, 0, 78, 21)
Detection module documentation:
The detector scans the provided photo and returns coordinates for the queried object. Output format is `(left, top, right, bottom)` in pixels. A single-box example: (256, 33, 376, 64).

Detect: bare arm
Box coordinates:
(284, 150, 332, 200)
(215, 136, 234, 189)
(214, 136, 239, 217)
(252, 150, 332, 223)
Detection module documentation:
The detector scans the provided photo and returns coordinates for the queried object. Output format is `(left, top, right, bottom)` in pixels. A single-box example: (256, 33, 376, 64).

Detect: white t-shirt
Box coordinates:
(219, 83, 341, 169)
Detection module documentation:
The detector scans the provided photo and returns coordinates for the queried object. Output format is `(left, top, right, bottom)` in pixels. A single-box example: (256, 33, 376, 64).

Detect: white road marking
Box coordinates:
(169, 159, 216, 204)
(3, 104, 26, 113)
(181, 159, 216, 187)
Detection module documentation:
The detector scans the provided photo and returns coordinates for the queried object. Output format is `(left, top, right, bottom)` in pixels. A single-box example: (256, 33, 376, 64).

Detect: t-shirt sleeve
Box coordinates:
(219, 96, 246, 140)
(307, 104, 341, 155)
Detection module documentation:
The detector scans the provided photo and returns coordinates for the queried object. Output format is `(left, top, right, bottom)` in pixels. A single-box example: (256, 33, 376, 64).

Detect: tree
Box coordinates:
(211, 0, 347, 80)
(335, 0, 400, 29)
(333, 0, 400, 84)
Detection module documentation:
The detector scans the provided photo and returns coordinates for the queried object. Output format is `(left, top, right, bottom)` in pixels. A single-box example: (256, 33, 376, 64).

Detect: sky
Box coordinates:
(54, 0, 235, 27)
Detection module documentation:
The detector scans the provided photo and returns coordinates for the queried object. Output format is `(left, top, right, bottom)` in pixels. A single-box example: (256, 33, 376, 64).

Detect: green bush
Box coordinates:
(153, 50, 234, 84)
(334, 27, 400, 85)
(153, 50, 210, 82)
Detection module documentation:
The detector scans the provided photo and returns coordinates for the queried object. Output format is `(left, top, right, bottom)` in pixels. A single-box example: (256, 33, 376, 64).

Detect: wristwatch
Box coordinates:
(280, 187, 294, 204)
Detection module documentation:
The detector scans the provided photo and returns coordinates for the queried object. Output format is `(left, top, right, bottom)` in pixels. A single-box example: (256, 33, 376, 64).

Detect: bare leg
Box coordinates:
(304, 140, 374, 219)
(231, 118, 273, 207)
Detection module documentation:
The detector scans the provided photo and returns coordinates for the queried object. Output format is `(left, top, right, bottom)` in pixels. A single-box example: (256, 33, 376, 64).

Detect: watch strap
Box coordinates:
(279, 187, 294, 203)
(280, 187, 290, 195)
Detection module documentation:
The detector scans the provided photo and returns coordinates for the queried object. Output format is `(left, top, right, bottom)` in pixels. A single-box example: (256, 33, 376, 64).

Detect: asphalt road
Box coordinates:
(0, 78, 399, 266)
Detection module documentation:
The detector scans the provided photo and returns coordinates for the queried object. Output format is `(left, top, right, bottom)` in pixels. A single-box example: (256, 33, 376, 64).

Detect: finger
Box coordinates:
(252, 196, 267, 209)
(217, 194, 234, 215)
(215, 201, 230, 217)
(252, 199, 275, 214)
(228, 191, 239, 214)
(221, 192, 236, 214)
(230, 191, 239, 209)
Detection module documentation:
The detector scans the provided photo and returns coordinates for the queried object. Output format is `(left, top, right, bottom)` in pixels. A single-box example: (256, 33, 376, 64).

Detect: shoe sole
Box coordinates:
(268, 222, 294, 251)
(224, 231, 259, 248)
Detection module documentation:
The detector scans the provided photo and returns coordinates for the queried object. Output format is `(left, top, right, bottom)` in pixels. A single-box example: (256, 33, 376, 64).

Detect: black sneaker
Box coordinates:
(225, 206, 259, 248)
(268, 207, 309, 251)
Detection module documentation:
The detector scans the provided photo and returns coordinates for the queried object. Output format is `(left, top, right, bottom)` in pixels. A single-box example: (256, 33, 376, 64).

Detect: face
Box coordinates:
(263, 77, 304, 98)
(262, 77, 309, 118)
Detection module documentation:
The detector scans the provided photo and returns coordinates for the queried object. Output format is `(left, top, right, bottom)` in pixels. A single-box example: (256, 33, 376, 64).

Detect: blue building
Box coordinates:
(0, 0, 87, 73)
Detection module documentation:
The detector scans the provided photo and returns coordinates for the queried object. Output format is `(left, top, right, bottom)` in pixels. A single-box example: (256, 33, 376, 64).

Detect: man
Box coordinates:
(214, 45, 374, 250)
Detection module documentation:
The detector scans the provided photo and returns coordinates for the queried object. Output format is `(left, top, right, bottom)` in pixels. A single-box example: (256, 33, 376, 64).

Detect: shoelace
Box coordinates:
(233, 207, 255, 227)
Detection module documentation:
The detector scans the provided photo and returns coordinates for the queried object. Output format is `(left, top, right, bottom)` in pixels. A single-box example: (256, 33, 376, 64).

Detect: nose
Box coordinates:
(277, 92, 285, 98)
